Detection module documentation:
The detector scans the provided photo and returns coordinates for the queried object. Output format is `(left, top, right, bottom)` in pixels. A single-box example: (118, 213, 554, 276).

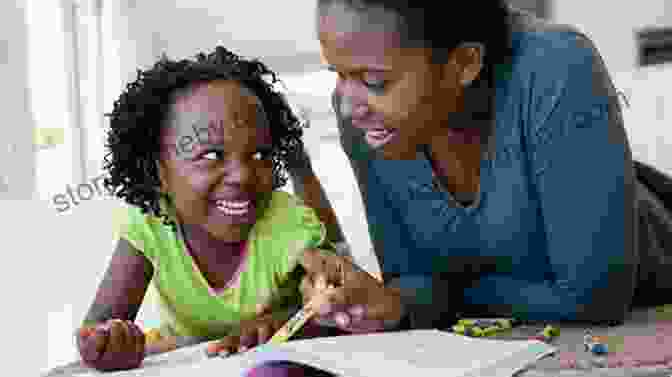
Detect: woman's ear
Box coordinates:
(445, 42, 485, 88)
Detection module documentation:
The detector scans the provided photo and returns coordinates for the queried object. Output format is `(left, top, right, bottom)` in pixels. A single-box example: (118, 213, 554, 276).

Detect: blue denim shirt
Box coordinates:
(332, 10, 637, 325)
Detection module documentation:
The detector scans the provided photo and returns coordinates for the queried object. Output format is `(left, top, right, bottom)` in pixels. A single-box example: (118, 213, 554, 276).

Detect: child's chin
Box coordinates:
(209, 223, 253, 242)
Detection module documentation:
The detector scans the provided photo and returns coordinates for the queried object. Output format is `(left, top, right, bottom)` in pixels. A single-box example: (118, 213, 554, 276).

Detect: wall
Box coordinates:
(551, 0, 672, 174)
(1, 1, 44, 375)
(148, 0, 321, 63)
(0, 0, 37, 200)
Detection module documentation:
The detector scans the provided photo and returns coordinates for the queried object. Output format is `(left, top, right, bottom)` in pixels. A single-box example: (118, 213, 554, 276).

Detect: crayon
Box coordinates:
(582, 331, 609, 355)
(542, 325, 560, 338)
(457, 318, 518, 328)
(452, 324, 467, 334)
(529, 325, 559, 343)
(144, 328, 163, 344)
(589, 343, 608, 355)
(466, 327, 484, 337)
(267, 304, 318, 344)
(266, 284, 335, 345)
(78, 327, 95, 339)
(482, 326, 502, 336)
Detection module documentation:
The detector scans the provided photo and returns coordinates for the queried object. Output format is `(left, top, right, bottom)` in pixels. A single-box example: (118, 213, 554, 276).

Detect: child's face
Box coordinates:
(159, 80, 274, 242)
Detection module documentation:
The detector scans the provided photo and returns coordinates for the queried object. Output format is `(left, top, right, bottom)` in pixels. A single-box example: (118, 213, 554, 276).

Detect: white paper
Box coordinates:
(47, 330, 556, 377)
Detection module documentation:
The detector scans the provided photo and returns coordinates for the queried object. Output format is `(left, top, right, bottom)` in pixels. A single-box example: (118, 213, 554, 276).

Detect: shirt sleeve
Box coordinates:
(462, 32, 638, 323)
(273, 193, 330, 276)
(115, 204, 157, 265)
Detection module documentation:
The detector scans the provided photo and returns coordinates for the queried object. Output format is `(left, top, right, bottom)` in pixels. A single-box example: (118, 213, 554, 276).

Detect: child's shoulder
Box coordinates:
(115, 202, 167, 227)
(254, 190, 326, 246)
(113, 202, 173, 244)
(251, 191, 328, 273)
(258, 191, 317, 225)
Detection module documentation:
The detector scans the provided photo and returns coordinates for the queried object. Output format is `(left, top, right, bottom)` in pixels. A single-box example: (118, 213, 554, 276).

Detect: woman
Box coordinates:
(290, 0, 672, 331)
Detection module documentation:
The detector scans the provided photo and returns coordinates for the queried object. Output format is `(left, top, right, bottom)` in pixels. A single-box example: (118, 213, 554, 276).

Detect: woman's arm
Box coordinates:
(462, 32, 637, 324)
(331, 93, 462, 330)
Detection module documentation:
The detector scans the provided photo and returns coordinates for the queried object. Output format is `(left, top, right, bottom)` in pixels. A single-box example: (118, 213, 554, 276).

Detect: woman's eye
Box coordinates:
(361, 75, 388, 92)
(362, 79, 386, 90)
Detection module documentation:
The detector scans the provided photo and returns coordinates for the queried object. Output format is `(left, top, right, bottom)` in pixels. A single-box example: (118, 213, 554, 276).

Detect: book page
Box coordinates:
(277, 330, 555, 377)
(50, 330, 556, 377)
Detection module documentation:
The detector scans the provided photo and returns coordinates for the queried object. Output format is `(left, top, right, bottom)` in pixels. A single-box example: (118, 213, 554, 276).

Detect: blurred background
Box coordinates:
(1, 0, 670, 374)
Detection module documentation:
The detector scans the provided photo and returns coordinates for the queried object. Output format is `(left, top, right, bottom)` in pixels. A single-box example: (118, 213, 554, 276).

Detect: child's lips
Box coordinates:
(211, 199, 257, 222)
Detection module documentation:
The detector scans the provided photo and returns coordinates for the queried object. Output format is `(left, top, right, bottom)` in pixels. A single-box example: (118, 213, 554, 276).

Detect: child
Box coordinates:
(75, 46, 333, 372)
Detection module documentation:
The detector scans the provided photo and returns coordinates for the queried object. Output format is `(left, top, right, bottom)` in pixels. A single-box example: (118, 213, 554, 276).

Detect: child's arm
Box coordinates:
(288, 148, 347, 245)
(75, 238, 153, 371)
(81, 238, 153, 326)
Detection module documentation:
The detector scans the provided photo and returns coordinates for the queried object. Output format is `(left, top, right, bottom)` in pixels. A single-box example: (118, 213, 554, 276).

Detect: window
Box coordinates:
(26, 0, 78, 202)
(27, 0, 110, 206)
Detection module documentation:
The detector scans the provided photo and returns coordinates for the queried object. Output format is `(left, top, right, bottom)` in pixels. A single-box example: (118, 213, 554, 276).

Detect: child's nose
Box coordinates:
(223, 160, 254, 185)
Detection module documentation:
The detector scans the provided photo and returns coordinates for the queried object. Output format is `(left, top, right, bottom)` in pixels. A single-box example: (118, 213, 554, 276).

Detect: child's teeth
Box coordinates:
(222, 207, 248, 215)
(216, 200, 250, 209)
(215, 200, 251, 215)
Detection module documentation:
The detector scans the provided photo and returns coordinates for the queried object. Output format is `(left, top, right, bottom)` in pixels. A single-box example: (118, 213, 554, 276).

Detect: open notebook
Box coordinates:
(49, 330, 556, 377)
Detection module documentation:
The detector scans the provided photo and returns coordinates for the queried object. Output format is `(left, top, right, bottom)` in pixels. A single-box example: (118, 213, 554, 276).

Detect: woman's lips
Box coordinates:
(352, 118, 398, 149)
(364, 127, 398, 149)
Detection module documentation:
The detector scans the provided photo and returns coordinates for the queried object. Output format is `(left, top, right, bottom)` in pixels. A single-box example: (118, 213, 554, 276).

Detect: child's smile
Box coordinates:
(158, 80, 275, 242)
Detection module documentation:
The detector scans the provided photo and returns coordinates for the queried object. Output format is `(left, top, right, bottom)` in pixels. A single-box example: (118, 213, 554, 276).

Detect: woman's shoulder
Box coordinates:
(502, 9, 610, 109)
(508, 7, 599, 65)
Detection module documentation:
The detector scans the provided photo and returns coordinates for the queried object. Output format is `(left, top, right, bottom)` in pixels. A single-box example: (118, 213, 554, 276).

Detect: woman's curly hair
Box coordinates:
(103, 46, 306, 229)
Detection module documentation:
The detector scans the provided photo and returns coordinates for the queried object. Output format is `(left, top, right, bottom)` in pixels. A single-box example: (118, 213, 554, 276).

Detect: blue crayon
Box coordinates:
(589, 343, 608, 355)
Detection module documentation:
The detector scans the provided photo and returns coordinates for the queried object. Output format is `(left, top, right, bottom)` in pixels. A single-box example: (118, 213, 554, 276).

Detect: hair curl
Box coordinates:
(103, 46, 306, 229)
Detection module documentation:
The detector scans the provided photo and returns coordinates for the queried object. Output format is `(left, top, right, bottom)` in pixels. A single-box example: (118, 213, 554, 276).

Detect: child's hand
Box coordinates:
(206, 303, 289, 357)
(76, 319, 146, 371)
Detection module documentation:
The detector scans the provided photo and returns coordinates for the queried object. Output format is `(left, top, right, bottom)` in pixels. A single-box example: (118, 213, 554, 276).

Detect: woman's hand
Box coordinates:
(76, 319, 146, 371)
(205, 303, 290, 357)
(298, 249, 405, 333)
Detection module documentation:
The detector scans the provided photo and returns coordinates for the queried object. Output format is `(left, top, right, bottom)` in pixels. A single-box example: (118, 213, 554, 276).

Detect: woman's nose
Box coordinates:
(337, 90, 370, 119)
(335, 78, 368, 111)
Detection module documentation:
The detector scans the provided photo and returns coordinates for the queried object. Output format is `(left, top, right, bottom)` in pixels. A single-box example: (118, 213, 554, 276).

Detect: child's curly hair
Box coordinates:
(103, 46, 306, 228)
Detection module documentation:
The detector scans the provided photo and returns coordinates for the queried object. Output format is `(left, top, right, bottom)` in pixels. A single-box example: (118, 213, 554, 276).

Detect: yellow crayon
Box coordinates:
(267, 284, 334, 345)
(267, 304, 318, 344)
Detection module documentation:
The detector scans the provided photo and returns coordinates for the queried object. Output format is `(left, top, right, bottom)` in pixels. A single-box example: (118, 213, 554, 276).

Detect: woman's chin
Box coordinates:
(375, 143, 418, 160)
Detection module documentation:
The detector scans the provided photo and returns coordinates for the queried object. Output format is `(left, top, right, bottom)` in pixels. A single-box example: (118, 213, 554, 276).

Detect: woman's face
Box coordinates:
(318, 3, 466, 159)
(159, 79, 274, 242)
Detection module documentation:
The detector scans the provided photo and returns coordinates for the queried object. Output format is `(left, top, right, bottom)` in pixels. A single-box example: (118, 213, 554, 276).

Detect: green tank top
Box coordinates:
(115, 191, 328, 338)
